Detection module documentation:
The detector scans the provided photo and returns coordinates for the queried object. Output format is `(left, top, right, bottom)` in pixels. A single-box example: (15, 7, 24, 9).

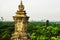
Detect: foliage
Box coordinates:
(0, 21, 60, 40)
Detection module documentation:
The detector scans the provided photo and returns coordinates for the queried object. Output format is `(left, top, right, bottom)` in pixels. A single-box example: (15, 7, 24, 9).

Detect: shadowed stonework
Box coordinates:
(11, 0, 30, 40)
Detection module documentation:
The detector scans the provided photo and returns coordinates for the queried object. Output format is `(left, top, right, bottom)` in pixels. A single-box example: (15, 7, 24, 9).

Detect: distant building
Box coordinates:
(46, 20, 49, 27)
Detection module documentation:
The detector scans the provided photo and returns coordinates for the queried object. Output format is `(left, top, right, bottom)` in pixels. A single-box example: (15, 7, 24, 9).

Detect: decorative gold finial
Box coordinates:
(21, 0, 22, 5)
(18, 0, 24, 11)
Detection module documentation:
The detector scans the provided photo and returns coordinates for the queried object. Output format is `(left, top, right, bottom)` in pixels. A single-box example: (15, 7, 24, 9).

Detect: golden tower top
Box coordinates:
(18, 0, 24, 11)
(11, 0, 30, 40)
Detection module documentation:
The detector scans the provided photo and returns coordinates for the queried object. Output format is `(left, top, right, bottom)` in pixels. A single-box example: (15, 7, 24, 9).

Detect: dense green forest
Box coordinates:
(0, 21, 60, 40)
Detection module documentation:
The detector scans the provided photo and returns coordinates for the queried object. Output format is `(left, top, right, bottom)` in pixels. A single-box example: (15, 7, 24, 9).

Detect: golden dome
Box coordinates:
(18, 0, 24, 11)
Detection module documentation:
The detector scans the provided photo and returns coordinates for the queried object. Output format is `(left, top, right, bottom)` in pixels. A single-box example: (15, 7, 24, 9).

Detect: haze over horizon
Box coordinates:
(0, 0, 60, 21)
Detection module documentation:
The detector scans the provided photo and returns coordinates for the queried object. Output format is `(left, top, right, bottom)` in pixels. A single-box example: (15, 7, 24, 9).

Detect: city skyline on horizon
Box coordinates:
(0, 0, 60, 21)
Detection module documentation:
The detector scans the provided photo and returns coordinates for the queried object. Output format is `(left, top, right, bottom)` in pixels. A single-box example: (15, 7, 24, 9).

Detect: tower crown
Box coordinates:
(18, 0, 24, 11)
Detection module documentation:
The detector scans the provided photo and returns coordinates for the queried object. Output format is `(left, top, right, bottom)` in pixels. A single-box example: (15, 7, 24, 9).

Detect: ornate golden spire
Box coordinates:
(21, 0, 23, 5)
(18, 0, 24, 11)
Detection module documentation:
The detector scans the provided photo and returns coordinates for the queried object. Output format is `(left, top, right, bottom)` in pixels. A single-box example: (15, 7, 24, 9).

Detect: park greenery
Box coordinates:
(0, 21, 60, 40)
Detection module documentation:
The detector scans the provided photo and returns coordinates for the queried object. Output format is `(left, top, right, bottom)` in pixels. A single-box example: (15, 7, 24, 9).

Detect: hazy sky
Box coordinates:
(0, 0, 60, 21)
